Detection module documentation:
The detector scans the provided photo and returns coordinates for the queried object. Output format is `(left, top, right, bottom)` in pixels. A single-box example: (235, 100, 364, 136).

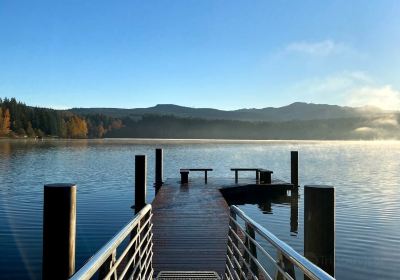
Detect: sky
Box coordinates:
(0, 0, 400, 110)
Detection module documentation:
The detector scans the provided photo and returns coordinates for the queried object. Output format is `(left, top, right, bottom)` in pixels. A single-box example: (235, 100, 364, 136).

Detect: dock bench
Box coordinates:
(230, 168, 260, 183)
(259, 169, 273, 184)
(180, 168, 213, 184)
(230, 168, 273, 184)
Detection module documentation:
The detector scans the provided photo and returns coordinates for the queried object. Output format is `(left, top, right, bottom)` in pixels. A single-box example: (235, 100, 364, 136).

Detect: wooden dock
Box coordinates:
(42, 150, 336, 280)
(151, 177, 294, 276)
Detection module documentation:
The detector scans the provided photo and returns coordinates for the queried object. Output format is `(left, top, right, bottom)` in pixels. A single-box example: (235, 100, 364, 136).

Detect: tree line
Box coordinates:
(0, 97, 123, 138)
(2, 97, 398, 140)
(107, 114, 400, 140)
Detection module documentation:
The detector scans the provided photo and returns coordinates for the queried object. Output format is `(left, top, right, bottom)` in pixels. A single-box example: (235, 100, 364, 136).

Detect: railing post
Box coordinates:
(227, 209, 240, 278)
(275, 252, 296, 280)
(304, 185, 335, 277)
(135, 155, 147, 214)
(98, 250, 117, 279)
(155, 148, 163, 193)
(291, 151, 299, 187)
(43, 183, 76, 280)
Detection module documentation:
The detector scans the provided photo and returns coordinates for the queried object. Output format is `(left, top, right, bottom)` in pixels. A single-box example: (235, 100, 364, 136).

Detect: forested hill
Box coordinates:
(69, 102, 386, 122)
(1, 97, 399, 140)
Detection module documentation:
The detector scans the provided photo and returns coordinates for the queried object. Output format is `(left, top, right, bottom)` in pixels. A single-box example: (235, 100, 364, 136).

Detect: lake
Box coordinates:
(0, 139, 399, 279)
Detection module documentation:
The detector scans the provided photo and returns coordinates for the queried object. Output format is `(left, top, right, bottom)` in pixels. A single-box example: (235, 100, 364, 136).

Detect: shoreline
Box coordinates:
(1, 137, 400, 144)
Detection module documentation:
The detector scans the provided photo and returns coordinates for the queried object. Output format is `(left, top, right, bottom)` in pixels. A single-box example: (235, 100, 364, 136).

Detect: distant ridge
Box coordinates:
(69, 102, 386, 122)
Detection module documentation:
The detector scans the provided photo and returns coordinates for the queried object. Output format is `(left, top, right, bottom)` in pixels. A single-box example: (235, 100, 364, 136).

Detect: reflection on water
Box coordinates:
(1, 139, 400, 280)
(223, 188, 299, 236)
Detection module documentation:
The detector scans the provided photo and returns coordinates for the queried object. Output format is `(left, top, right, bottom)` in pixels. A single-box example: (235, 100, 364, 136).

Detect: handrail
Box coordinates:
(225, 205, 335, 280)
(70, 204, 153, 280)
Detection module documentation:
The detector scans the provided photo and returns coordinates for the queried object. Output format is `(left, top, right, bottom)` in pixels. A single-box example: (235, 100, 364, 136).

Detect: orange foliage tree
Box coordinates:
(66, 116, 88, 138)
(0, 108, 11, 136)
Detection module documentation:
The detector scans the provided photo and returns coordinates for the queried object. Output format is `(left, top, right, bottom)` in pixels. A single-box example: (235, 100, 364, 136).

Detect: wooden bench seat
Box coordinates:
(230, 168, 273, 184)
(180, 168, 213, 184)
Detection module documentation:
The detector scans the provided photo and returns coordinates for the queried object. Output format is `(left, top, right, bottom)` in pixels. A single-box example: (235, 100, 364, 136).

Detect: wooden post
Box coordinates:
(290, 189, 299, 234)
(291, 151, 299, 186)
(43, 183, 76, 280)
(304, 185, 335, 277)
(135, 155, 147, 214)
(155, 148, 163, 187)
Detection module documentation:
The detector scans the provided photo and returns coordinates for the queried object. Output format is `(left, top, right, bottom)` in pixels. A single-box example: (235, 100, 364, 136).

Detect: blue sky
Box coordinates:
(1, 0, 399, 110)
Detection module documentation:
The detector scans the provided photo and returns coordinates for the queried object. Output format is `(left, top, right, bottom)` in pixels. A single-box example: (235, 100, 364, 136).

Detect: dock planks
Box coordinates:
(151, 177, 294, 277)
(152, 178, 230, 276)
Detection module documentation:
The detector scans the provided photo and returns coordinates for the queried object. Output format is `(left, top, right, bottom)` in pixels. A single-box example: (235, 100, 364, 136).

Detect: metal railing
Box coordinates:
(225, 205, 335, 280)
(70, 204, 154, 280)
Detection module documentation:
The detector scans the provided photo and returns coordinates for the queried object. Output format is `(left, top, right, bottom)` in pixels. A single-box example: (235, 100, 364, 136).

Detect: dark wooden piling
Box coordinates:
(155, 148, 163, 187)
(290, 189, 299, 234)
(290, 151, 299, 186)
(304, 185, 335, 277)
(43, 183, 76, 280)
(135, 155, 147, 214)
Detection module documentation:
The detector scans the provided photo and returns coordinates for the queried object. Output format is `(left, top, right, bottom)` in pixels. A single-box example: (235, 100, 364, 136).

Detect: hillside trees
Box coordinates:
(0, 97, 123, 138)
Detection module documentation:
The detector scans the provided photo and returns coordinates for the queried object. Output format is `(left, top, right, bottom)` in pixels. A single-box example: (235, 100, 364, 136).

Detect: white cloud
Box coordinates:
(346, 85, 400, 111)
(291, 71, 400, 111)
(298, 71, 372, 93)
(285, 40, 350, 56)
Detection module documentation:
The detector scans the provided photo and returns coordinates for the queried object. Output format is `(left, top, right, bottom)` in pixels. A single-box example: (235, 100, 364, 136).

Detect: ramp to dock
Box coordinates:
(152, 178, 230, 276)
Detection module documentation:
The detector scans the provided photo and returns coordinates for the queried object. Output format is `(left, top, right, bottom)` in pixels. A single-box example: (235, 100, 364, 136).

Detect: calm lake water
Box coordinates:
(0, 139, 399, 279)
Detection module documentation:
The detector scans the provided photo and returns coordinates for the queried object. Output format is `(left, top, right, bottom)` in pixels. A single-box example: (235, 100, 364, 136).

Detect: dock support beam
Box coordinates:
(43, 183, 76, 280)
(155, 148, 163, 194)
(291, 151, 299, 187)
(135, 155, 147, 214)
(304, 185, 335, 277)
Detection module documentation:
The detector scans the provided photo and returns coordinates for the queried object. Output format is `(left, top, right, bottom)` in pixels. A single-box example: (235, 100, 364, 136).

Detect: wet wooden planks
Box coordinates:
(151, 178, 230, 276)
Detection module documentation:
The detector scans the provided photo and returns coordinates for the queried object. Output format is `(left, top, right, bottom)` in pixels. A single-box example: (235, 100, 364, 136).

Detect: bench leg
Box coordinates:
(266, 173, 271, 184)
(205, 171, 208, 184)
(256, 170, 259, 182)
(180, 172, 189, 184)
(235, 171, 238, 183)
(260, 172, 272, 184)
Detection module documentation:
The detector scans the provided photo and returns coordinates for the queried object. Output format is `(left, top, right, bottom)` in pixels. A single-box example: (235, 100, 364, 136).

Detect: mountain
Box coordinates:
(69, 102, 386, 122)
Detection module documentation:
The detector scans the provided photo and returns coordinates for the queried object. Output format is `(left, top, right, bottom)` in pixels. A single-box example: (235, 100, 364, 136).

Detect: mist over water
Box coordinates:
(0, 139, 399, 279)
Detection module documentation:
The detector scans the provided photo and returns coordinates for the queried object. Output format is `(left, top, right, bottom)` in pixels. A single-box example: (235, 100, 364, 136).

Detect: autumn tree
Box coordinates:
(0, 108, 11, 135)
(66, 116, 88, 138)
